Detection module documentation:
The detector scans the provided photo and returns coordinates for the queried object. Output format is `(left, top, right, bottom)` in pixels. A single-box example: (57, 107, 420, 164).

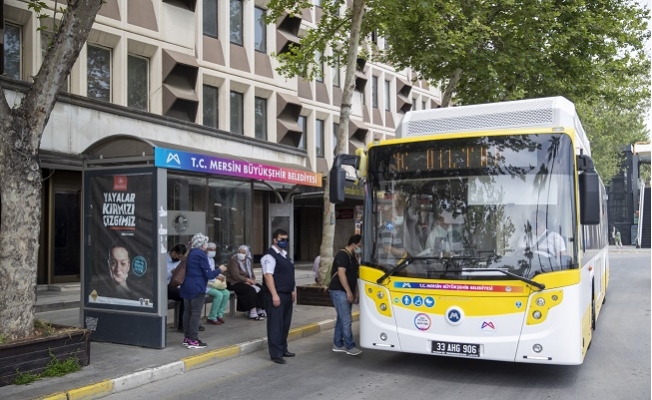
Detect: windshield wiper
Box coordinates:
(376, 257, 414, 284)
(438, 268, 545, 291)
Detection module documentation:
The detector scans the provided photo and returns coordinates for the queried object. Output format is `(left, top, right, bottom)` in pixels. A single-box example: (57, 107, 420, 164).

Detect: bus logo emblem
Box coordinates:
(480, 320, 496, 335)
(445, 307, 464, 325)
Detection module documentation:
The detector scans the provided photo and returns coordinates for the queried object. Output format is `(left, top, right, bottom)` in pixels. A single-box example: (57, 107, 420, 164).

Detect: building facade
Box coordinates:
(2, 0, 442, 284)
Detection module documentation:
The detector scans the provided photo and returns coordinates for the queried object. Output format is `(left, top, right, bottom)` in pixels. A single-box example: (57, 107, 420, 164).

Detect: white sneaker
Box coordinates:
(332, 345, 346, 353)
(346, 347, 362, 356)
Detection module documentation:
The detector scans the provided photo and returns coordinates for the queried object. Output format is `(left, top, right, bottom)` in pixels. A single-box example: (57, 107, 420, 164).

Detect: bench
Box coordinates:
(167, 291, 237, 328)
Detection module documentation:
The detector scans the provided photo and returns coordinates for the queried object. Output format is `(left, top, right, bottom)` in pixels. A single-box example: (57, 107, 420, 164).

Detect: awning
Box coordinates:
(83, 135, 322, 188)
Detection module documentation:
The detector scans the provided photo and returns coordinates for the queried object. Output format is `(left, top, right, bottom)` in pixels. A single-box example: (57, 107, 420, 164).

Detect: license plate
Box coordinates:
(432, 341, 480, 357)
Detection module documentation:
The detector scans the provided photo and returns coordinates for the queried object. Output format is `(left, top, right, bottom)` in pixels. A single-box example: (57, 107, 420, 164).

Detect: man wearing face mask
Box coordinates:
(329, 234, 363, 356)
(379, 194, 407, 266)
(261, 229, 296, 364)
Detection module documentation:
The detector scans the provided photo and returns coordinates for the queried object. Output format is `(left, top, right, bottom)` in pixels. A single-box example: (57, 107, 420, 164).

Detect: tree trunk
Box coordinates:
(441, 68, 463, 107)
(317, 0, 366, 285)
(0, 0, 104, 340)
(0, 117, 42, 340)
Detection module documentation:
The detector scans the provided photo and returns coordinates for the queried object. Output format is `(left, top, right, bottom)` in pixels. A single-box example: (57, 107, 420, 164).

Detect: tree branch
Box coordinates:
(20, 0, 104, 152)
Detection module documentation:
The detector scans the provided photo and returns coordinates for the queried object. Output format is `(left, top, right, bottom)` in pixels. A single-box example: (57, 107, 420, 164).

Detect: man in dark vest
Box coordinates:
(261, 229, 296, 364)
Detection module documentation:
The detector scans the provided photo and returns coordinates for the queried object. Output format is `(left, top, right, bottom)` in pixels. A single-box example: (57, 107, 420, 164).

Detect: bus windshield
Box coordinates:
(366, 133, 577, 280)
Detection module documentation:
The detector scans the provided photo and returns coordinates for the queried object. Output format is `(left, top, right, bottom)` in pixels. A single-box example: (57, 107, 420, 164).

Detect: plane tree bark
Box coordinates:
(0, 0, 104, 340)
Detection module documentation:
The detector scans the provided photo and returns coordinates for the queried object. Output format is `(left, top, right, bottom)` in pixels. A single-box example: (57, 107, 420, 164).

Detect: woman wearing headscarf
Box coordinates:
(180, 233, 222, 348)
(225, 245, 266, 320)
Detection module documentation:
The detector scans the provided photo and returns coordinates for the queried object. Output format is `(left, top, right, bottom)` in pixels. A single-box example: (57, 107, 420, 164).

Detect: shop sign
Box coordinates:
(336, 208, 354, 219)
(155, 148, 322, 187)
(344, 181, 365, 199)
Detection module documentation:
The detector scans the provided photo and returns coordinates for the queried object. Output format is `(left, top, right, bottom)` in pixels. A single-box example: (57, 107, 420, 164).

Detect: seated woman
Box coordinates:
(205, 242, 230, 325)
(225, 245, 266, 320)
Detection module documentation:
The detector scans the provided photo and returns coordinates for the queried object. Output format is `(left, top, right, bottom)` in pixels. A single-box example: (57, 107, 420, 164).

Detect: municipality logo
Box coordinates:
(445, 306, 464, 325)
(166, 152, 181, 165)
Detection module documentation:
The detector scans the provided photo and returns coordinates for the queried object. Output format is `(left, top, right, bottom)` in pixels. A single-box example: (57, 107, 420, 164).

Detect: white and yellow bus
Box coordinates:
(330, 97, 608, 364)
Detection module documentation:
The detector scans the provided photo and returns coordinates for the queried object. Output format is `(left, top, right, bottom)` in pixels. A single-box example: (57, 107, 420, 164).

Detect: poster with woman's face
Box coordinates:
(85, 172, 156, 309)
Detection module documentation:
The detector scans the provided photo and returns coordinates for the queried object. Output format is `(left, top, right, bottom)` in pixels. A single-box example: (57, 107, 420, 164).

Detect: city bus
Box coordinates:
(330, 97, 609, 364)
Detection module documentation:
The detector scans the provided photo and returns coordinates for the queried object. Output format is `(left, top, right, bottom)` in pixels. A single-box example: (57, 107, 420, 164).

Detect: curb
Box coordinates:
(35, 300, 81, 313)
(36, 312, 358, 400)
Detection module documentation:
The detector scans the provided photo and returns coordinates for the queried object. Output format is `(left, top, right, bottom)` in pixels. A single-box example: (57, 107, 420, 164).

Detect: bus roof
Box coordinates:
(396, 97, 591, 156)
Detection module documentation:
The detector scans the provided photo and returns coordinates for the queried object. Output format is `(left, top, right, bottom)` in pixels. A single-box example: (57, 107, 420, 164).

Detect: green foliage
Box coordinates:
(13, 351, 81, 385)
(27, 0, 65, 33)
(576, 97, 650, 184)
(40, 351, 81, 377)
(13, 370, 40, 385)
(640, 164, 651, 185)
(0, 333, 6, 344)
(264, 0, 354, 80)
(374, 0, 650, 107)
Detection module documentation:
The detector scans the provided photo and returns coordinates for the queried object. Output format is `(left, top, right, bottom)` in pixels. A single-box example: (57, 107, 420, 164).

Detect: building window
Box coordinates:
(316, 119, 325, 157)
(254, 7, 267, 53)
(298, 115, 307, 150)
(87, 44, 112, 102)
(203, 0, 218, 38)
(4, 23, 21, 80)
(372, 76, 378, 108)
(230, 91, 244, 134)
(230, 0, 243, 46)
(333, 123, 339, 155)
(315, 51, 324, 82)
(203, 85, 219, 128)
(332, 58, 341, 87)
(127, 55, 149, 111)
(384, 80, 390, 111)
(422, 101, 426, 110)
(254, 97, 267, 140)
(412, 99, 417, 111)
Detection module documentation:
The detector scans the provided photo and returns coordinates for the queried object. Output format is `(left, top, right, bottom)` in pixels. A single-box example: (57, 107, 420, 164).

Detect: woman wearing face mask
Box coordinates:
(328, 234, 363, 355)
(225, 245, 266, 320)
(205, 242, 230, 325)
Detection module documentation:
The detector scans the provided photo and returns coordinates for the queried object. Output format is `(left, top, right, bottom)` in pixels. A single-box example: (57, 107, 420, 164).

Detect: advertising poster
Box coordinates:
(86, 172, 156, 309)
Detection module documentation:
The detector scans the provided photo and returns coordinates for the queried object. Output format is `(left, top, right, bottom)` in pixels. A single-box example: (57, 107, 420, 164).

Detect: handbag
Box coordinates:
(169, 255, 187, 289)
(208, 278, 227, 290)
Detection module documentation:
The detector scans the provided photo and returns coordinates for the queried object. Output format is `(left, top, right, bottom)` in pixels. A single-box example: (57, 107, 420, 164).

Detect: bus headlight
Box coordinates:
(380, 333, 388, 341)
(377, 291, 385, 299)
(536, 297, 546, 306)
(552, 295, 558, 301)
(532, 344, 543, 353)
(380, 303, 387, 311)
(532, 310, 542, 319)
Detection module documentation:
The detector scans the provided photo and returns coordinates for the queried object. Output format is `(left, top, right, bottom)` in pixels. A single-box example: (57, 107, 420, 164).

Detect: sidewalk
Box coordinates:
(5, 269, 342, 400)
(607, 244, 651, 254)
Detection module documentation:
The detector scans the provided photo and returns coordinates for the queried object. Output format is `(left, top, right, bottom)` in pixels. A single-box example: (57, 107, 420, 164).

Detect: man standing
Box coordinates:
(261, 229, 296, 364)
(329, 234, 363, 356)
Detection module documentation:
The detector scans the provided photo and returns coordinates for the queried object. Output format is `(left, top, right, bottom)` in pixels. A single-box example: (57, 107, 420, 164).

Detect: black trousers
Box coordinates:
(263, 292, 293, 359)
(230, 282, 264, 312)
(167, 286, 184, 328)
